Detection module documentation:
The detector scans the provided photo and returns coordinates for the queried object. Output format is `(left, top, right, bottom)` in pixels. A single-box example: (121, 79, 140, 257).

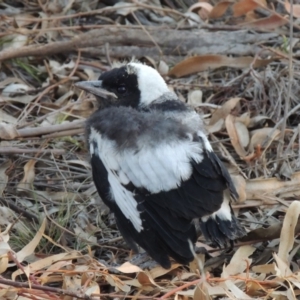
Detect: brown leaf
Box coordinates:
(209, 97, 241, 126)
(168, 55, 273, 77)
(245, 171, 300, 200)
(233, 0, 266, 17)
(206, 118, 224, 133)
(284, 0, 300, 18)
(188, 2, 213, 13)
(231, 174, 247, 202)
(17, 159, 36, 192)
(278, 201, 300, 264)
(209, 1, 233, 19)
(224, 245, 255, 275)
(252, 263, 276, 274)
(241, 14, 288, 30)
(248, 127, 280, 152)
(235, 121, 250, 148)
(225, 114, 247, 157)
(187, 90, 203, 107)
(193, 281, 212, 300)
(188, 2, 213, 20)
(149, 263, 181, 279)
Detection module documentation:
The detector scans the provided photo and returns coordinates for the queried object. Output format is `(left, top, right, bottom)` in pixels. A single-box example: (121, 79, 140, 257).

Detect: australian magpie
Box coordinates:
(75, 62, 246, 269)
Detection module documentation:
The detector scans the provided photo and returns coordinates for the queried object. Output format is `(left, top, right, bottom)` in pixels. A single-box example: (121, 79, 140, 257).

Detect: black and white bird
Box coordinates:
(76, 62, 246, 269)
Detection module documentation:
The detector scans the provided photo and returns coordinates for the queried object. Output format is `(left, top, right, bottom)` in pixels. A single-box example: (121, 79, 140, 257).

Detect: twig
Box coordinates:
(42, 128, 84, 139)
(159, 279, 201, 299)
(16, 120, 85, 139)
(0, 197, 40, 223)
(17, 51, 81, 126)
(0, 277, 91, 300)
(276, 1, 294, 166)
(0, 147, 65, 155)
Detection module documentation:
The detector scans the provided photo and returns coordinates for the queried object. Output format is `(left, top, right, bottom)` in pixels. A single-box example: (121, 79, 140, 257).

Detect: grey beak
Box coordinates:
(75, 80, 117, 99)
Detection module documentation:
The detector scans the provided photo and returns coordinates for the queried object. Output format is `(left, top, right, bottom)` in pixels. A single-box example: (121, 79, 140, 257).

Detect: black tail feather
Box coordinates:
(200, 214, 246, 248)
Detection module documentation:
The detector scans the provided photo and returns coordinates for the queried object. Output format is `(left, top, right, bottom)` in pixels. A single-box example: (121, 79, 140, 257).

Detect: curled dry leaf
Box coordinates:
(248, 115, 275, 128)
(209, 97, 241, 126)
(168, 55, 273, 78)
(188, 2, 213, 19)
(278, 201, 300, 264)
(233, 0, 266, 17)
(236, 112, 251, 127)
(188, 2, 213, 20)
(248, 127, 280, 152)
(158, 60, 169, 76)
(206, 118, 224, 133)
(235, 121, 250, 148)
(15, 218, 47, 263)
(188, 2, 213, 13)
(184, 11, 202, 26)
(225, 114, 247, 158)
(231, 174, 247, 202)
(224, 245, 256, 276)
(187, 90, 203, 107)
(209, 1, 233, 19)
(17, 159, 36, 192)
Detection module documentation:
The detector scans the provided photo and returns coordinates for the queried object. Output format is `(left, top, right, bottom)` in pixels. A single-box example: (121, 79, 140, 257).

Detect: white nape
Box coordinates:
(128, 62, 171, 106)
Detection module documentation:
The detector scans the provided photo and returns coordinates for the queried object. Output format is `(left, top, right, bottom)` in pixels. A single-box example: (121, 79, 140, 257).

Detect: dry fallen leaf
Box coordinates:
(225, 114, 247, 157)
(284, 0, 300, 18)
(248, 127, 281, 152)
(0, 123, 19, 140)
(278, 201, 300, 264)
(224, 245, 256, 275)
(233, 0, 266, 17)
(245, 171, 300, 200)
(193, 281, 212, 300)
(231, 174, 247, 202)
(0, 160, 11, 196)
(15, 218, 46, 263)
(235, 121, 250, 148)
(209, 1, 233, 19)
(187, 90, 203, 107)
(209, 97, 241, 126)
(17, 159, 37, 193)
(168, 55, 273, 77)
(206, 118, 224, 133)
(241, 14, 288, 30)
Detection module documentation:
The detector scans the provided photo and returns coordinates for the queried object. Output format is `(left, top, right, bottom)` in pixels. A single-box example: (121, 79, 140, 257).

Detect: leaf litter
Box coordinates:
(1, 0, 300, 299)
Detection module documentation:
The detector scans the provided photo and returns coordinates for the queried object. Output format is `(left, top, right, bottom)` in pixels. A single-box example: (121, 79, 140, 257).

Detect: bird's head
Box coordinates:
(75, 62, 172, 108)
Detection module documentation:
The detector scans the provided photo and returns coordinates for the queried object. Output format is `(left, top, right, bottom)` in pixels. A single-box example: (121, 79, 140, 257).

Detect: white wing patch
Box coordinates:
(90, 128, 142, 232)
(90, 127, 204, 192)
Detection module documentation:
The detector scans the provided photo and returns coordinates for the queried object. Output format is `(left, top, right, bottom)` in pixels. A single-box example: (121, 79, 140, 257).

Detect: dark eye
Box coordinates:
(117, 86, 127, 94)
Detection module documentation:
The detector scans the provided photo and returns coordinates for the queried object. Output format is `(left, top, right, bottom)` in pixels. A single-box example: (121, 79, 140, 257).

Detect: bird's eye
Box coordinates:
(117, 86, 127, 94)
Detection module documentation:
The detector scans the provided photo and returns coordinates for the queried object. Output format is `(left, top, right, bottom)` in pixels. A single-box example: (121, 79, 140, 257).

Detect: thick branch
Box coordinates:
(0, 27, 279, 62)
